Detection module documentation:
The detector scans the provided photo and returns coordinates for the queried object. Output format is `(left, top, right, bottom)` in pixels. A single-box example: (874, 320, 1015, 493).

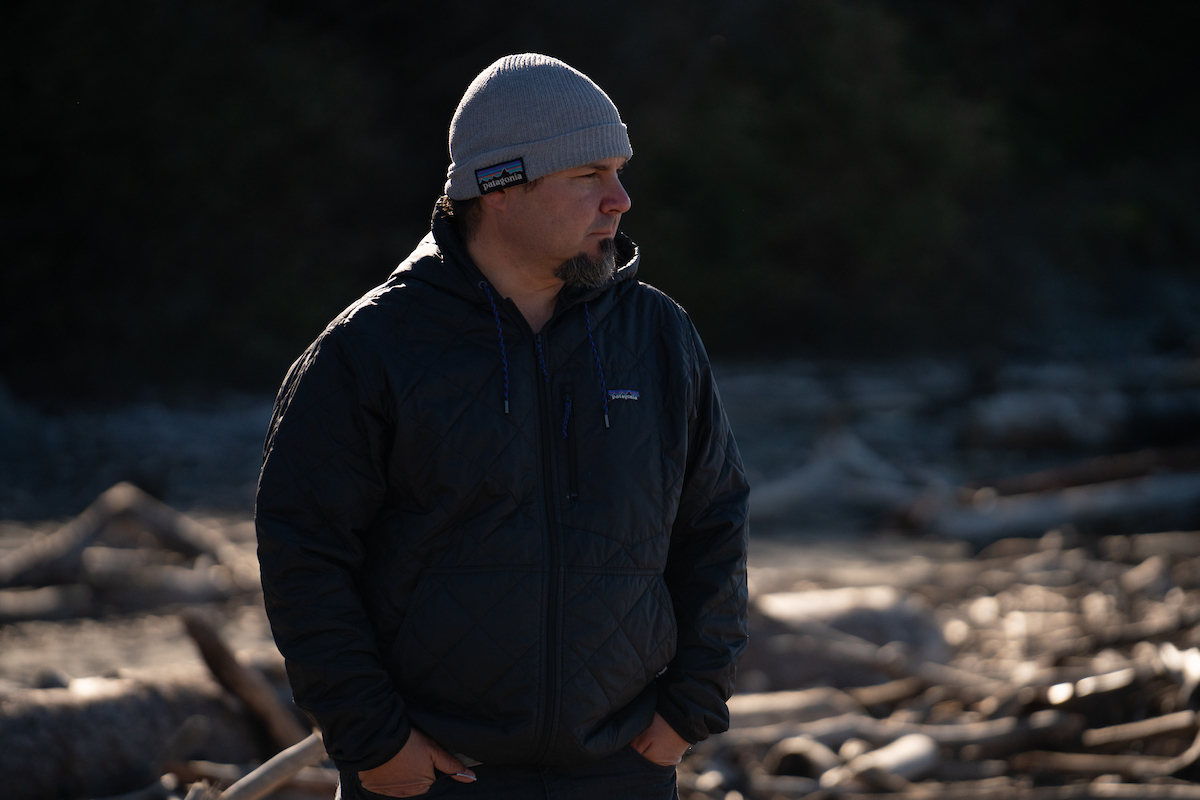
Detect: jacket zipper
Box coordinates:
(563, 388, 578, 501)
(532, 332, 562, 761)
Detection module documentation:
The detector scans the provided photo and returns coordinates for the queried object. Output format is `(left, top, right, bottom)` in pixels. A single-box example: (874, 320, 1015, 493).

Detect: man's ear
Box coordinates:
(480, 189, 508, 213)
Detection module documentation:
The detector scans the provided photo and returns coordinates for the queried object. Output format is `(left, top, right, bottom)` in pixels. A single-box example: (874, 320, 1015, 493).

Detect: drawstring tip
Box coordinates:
(603, 413, 610, 429)
(504, 400, 509, 414)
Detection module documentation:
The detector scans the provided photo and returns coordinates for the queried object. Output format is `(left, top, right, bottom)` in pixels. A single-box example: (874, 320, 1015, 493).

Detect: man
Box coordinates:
(256, 53, 749, 799)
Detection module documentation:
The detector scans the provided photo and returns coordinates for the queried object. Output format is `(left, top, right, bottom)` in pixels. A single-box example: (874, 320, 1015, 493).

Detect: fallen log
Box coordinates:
(182, 610, 308, 751)
(170, 760, 338, 794)
(0, 583, 95, 622)
(1081, 711, 1197, 747)
(763, 734, 843, 777)
(710, 709, 1080, 755)
(0, 483, 140, 588)
(1013, 750, 1182, 779)
(124, 487, 259, 592)
(848, 676, 926, 708)
(977, 448, 1200, 497)
(1012, 726, 1200, 779)
(0, 482, 258, 597)
(928, 472, 1200, 544)
(0, 674, 263, 800)
(820, 733, 939, 788)
(1046, 668, 1141, 705)
(93, 563, 239, 609)
(727, 687, 864, 728)
(767, 632, 1007, 701)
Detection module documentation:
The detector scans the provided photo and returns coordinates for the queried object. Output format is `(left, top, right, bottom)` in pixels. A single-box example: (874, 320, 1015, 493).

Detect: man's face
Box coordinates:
(498, 156, 631, 284)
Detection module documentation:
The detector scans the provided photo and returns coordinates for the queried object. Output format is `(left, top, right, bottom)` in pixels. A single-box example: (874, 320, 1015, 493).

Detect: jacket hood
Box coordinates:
(389, 204, 640, 312)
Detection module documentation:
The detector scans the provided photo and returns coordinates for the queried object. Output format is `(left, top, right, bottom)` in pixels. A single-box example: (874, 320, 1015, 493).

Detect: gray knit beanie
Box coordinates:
(445, 53, 632, 200)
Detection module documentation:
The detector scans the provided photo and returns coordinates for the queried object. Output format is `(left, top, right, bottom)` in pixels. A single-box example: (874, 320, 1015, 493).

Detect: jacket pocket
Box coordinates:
(624, 744, 680, 773)
(557, 571, 677, 732)
(389, 568, 542, 723)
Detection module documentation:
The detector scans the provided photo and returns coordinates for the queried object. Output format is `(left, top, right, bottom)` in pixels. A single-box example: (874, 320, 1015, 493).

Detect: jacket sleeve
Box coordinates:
(255, 327, 410, 772)
(656, 321, 750, 744)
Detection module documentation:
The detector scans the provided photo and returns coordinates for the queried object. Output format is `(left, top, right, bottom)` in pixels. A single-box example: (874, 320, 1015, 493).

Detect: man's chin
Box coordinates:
(555, 238, 617, 289)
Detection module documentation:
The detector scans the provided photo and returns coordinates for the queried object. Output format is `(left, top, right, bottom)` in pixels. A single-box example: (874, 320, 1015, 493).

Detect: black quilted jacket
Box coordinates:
(256, 209, 749, 773)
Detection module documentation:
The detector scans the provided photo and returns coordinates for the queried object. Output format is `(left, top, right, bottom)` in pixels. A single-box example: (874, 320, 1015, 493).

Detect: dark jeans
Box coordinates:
(340, 746, 679, 800)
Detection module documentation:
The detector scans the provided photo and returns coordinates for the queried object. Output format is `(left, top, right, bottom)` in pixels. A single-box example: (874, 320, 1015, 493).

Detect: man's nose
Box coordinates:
(602, 174, 632, 215)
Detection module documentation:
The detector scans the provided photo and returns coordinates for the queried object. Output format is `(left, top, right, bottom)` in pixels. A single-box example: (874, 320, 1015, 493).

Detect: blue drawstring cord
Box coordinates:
(535, 337, 550, 383)
(480, 282, 510, 414)
(584, 303, 609, 428)
(480, 285, 607, 429)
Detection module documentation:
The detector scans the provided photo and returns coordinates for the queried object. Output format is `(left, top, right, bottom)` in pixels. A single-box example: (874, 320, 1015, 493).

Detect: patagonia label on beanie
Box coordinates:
(476, 158, 528, 194)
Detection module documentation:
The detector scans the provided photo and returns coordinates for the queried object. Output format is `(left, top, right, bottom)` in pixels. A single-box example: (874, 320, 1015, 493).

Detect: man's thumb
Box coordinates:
(431, 747, 476, 782)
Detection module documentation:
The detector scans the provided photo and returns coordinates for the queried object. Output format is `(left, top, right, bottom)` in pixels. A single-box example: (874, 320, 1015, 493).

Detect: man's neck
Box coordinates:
(466, 238, 561, 334)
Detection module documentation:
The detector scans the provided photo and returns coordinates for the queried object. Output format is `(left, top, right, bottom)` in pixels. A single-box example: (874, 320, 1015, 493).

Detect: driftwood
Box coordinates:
(727, 687, 863, 728)
(848, 676, 926, 707)
(1081, 710, 1197, 747)
(0, 482, 258, 597)
(0, 674, 263, 800)
(766, 632, 1007, 702)
(821, 733, 939, 788)
(0, 583, 94, 622)
(763, 734, 843, 777)
(218, 731, 327, 800)
(1012, 725, 1200, 778)
(711, 709, 1080, 753)
(182, 610, 308, 751)
(84, 546, 240, 609)
(124, 488, 259, 591)
(686, 523, 1200, 799)
(928, 472, 1200, 544)
(1045, 667, 1142, 704)
(0, 483, 140, 588)
(976, 448, 1200, 497)
(169, 760, 338, 794)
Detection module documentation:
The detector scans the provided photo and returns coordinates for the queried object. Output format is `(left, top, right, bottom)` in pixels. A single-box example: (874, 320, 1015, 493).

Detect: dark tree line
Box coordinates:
(3, 0, 1198, 407)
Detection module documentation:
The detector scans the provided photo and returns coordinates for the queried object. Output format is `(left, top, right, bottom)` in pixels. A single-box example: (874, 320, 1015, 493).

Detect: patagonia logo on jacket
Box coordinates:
(607, 389, 640, 401)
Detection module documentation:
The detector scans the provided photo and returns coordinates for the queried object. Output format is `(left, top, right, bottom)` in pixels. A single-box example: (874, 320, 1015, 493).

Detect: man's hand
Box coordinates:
(358, 729, 477, 798)
(629, 712, 690, 767)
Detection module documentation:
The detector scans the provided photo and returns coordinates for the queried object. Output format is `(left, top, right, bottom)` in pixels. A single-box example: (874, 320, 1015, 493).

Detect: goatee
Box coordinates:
(554, 238, 617, 289)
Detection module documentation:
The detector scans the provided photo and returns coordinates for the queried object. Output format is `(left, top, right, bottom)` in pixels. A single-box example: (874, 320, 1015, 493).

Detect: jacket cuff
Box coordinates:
(330, 716, 412, 774)
(654, 692, 706, 745)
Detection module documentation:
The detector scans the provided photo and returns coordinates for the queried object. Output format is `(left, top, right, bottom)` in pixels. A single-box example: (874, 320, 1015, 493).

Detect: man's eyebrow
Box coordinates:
(585, 160, 627, 171)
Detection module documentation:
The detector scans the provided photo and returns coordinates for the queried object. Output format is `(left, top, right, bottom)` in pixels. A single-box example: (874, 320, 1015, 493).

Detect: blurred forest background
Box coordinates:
(3, 0, 1200, 409)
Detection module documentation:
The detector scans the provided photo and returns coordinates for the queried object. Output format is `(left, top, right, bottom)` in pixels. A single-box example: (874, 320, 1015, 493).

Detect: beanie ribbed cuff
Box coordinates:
(446, 122, 631, 200)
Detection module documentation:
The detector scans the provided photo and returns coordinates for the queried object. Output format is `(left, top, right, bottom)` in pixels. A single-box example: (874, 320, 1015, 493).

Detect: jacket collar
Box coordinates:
(389, 204, 640, 316)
